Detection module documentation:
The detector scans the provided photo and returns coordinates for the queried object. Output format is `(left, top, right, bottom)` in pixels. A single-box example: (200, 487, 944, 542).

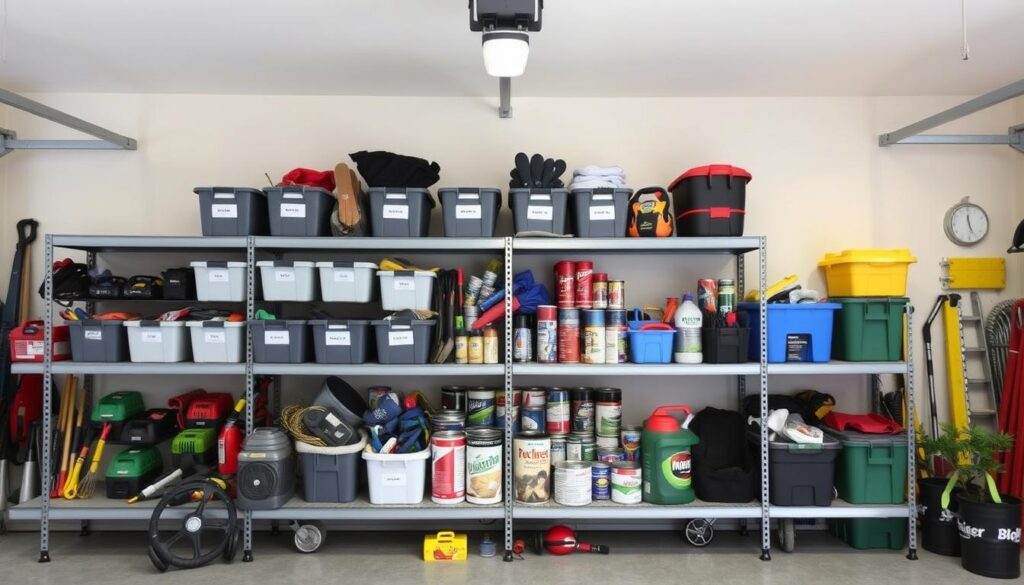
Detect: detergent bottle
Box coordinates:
(673, 294, 702, 364)
(641, 405, 699, 504)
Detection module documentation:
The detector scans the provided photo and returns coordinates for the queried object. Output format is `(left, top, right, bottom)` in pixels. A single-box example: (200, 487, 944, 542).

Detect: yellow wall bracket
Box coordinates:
(941, 257, 1006, 290)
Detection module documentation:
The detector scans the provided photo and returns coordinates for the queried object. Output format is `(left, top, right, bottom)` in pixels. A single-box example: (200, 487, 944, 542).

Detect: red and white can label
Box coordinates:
(432, 434, 466, 504)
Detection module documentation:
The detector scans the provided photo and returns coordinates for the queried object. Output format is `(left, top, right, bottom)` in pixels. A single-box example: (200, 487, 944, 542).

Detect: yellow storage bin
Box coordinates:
(423, 531, 468, 561)
(818, 249, 916, 297)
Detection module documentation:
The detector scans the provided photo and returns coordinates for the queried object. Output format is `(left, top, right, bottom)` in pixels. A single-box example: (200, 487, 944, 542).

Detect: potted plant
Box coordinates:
(926, 424, 1018, 579)
(917, 428, 962, 557)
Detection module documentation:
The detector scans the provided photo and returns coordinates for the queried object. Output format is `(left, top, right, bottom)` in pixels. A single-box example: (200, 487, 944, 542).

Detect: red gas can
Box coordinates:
(9, 321, 70, 362)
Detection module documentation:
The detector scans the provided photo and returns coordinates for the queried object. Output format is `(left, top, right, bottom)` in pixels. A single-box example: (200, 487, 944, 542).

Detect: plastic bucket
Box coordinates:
(919, 478, 961, 557)
(958, 494, 1021, 579)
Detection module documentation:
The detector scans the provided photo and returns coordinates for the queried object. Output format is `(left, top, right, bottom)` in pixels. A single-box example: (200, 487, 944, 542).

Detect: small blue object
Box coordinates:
(479, 535, 497, 558)
(627, 329, 674, 364)
(737, 302, 841, 363)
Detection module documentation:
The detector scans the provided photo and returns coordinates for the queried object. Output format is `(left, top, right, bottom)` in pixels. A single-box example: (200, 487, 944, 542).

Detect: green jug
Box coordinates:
(641, 405, 700, 504)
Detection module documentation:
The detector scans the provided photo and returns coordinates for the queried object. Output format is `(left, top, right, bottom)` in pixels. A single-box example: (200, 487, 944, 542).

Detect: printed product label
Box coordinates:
(203, 331, 226, 344)
(432, 443, 466, 500)
(325, 331, 351, 346)
(388, 331, 414, 346)
(455, 205, 482, 219)
(333, 270, 356, 282)
(676, 327, 702, 354)
(958, 519, 1021, 543)
(467, 396, 496, 427)
(393, 277, 415, 291)
(23, 341, 44, 357)
(211, 204, 237, 218)
(527, 206, 553, 221)
(514, 440, 551, 503)
(381, 472, 406, 486)
(207, 268, 229, 283)
(467, 446, 502, 503)
(589, 206, 615, 221)
(280, 203, 306, 218)
(274, 270, 296, 282)
(596, 403, 622, 436)
(264, 331, 290, 345)
(84, 330, 103, 341)
(382, 204, 409, 220)
(141, 331, 163, 344)
(662, 450, 692, 489)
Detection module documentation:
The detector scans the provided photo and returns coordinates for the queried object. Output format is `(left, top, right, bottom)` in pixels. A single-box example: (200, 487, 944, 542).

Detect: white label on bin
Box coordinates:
(84, 330, 103, 341)
(381, 472, 406, 486)
(280, 203, 306, 218)
(593, 194, 613, 201)
(455, 205, 482, 219)
(589, 206, 615, 221)
(141, 331, 163, 343)
(393, 277, 415, 291)
(325, 331, 351, 346)
(382, 204, 409, 220)
(388, 331, 414, 346)
(531, 194, 551, 201)
(204, 331, 226, 344)
(265, 331, 290, 345)
(527, 206, 553, 221)
(385, 193, 406, 200)
(211, 204, 237, 218)
(274, 270, 296, 282)
(207, 269, 229, 283)
(333, 270, 355, 283)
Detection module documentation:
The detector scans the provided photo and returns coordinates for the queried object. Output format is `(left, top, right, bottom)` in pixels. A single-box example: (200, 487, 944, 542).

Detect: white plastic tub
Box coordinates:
(377, 270, 436, 311)
(316, 261, 378, 303)
(257, 261, 316, 302)
(125, 321, 190, 363)
(186, 321, 245, 363)
(362, 447, 431, 505)
(190, 261, 247, 302)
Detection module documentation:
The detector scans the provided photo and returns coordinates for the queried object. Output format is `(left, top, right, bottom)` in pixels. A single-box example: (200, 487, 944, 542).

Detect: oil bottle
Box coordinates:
(641, 405, 699, 504)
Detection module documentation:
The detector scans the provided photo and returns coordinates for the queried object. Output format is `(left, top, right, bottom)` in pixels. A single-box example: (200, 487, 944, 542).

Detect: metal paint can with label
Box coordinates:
(467, 388, 496, 427)
(592, 462, 611, 500)
(550, 433, 567, 465)
(592, 273, 609, 309)
(536, 305, 558, 363)
(545, 388, 570, 434)
(566, 435, 582, 461)
(554, 460, 593, 507)
(554, 261, 575, 308)
(596, 448, 625, 463)
(466, 428, 503, 505)
(595, 387, 622, 437)
(514, 432, 551, 504)
(441, 386, 467, 411)
(604, 310, 628, 364)
(523, 387, 547, 408)
(595, 434, 620, 450)
(582, 438, 597, 461)
(432, 411, 466, 433)
(496, 389, 522, 432)
(574, 261, 594, 309)
(611, 461, 642, 504)
(521, 406, 546, 432)
(608, 280, 625, 310)
(581, 310, 606, 364)
(513, 314, 533, 363)
(570, 388, 594, 433)
(621, 424, 642, 462)
(557, 308, 580, 363)
(431, 431, 466, 504)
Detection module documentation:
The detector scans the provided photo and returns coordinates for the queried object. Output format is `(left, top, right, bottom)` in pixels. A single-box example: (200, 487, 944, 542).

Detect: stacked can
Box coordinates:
(608, 280, 625, 310)
(581, 310, 605, 364)
(513, 432, 550, 504)
(557, 307, 580, 363)
(697, 279, 717, 313)
(592, 461, 611, 500)
(611, 461, 642, 504)
(595, 388, 622, 456)
(566, 433, 597, 461)
(496, 388, 522, 433)
(441, 386, 467, 411)
(718, 279, 736, 315)
(467, 387, 496, 427)
(513, 314, 533, 363)
(574, 261, 593, 309)
(554, 460, 592, 506)
(620, 424, 642, 463)
(536, 305, 558, 363)
(604, 309, 628, 363)
(570, 388, 594, 434)
(431, 431, 466, 504)
(554, 261, 575, 308)
(466, 428, 503, 505)
(550, 433, 567, 465)
(545, 388, 570, 434)
(433, 411, 466, 433)
(592, 273, 608, 309)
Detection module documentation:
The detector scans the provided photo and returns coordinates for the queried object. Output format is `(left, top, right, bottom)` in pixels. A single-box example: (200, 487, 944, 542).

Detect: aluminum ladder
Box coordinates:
(951, 292, 1000, 428)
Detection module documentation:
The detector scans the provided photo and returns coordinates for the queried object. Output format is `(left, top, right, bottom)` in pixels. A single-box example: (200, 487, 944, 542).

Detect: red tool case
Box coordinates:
(9, 320, 71, 362)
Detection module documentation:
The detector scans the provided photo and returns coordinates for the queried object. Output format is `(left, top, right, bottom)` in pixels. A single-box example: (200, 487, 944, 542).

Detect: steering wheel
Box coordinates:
(147, 479, 239, 572)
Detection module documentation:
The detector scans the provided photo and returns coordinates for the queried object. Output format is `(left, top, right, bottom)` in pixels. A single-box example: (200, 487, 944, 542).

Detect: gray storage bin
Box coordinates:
(194, 187, 268, 236)
(68, 320, 128, 362)
(439, 187, 502, 237)
(264, 186, 335, 237)
(510, 188, 569, 235)
(571, 187, 632, 237)
(249, 320, 310, 363)
(368, 188, 435, 237)
(310, 320, 371, 364)
(371, 319, 436, 364)
(296, 431, 367, 503)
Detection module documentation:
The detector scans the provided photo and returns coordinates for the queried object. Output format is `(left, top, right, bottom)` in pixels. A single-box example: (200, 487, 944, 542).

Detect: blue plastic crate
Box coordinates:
(628, 329, 674, 363)
(738, 302, 840, 363)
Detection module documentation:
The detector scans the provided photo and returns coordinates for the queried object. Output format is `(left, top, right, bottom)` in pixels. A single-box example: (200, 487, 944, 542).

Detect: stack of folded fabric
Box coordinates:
(569, 165, 626, 190)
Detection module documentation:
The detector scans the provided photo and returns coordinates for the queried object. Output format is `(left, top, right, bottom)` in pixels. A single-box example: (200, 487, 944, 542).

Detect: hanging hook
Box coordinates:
(960, 0, 970, 61)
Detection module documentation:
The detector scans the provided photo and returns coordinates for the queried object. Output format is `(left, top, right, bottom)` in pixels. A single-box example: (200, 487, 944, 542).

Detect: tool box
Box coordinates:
(830, 297, 908, 362)
(570, 187, 632, 237)
(316, 261, 378, 303)
(171, 428, 217, 468)
(105, 446, 163, 499)
(88, 275, 125, 299)
(368, 187, 435, 237)
(122, 275, 163, 299)
(68, 319, 128, 362)
(509, 188, 569, 235)
(749, 430, 842, 506)
(125, 321, 190, 362)
(119, 408, 179, 445)
(257, 261, 316, 302)
(669, 164, 751, 237)
(161, 267, 196, 300)
(249, 320, 310, 363)
(194, 186, 269, 236)
(377, 270, 436, 311)
(190, 261, 247, 302)
(701, 326, 751, 364)
(310, 320, 371, 364)
(9, 321, 70, 362)
(423, 531, 468, 561)
(186, 321, 246, 363)
(264, 185, 336, 237)
(372, 319, 436, 364)
(438, 187, 502, 237)
(738, 302, 840, 363)
(92, 391, 146, 438)
(817, 249, 917, 297)
(184, 393, 235, 429)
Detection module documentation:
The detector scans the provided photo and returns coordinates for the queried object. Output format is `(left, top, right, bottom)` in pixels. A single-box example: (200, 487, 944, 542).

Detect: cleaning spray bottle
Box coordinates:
(673, 293, 702, 363)
(217, 398, 246, 475)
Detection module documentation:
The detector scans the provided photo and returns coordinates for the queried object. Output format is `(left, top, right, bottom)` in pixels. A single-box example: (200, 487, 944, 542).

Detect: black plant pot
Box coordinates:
(919, 478, 960, 557)
(958, 493, 1021, 579)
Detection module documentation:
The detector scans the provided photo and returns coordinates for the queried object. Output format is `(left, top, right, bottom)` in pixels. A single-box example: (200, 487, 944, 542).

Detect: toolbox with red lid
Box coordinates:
(669, 164, 751, 237)
(9, 321, 70, 362)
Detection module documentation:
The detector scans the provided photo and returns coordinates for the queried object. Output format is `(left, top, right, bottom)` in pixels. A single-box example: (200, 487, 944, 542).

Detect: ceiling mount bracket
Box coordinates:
(499, 77, 512, 119)
(0, 88, 138, 157)
(878, 78, 1024, 154)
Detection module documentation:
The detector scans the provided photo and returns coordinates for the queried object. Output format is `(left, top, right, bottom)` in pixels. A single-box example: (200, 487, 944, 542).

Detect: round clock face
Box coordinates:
(945, 203, 989, 246)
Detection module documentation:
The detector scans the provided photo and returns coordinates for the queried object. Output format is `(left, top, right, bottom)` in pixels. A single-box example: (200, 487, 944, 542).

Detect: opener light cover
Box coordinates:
(482, 31, 530, 77)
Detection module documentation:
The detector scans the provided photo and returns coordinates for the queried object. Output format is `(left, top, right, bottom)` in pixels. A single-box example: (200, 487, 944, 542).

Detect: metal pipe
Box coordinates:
(0, 88, 137, 150)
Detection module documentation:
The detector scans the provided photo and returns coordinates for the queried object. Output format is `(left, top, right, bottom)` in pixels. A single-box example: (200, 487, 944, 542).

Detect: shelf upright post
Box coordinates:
(503, 237, 515, 562)
(37, 235, 54, 562)
(758, 236, 770, 561)
(736, 253, 746, 404)
(242, 236, 255, 562)
(81, 250, 97, 538)
(905, 305, 919, 560)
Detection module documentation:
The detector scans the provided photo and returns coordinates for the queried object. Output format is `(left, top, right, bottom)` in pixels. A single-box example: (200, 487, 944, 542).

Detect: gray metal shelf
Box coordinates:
(50, 235, 248, 251)
(765, 361, 909, 375)
(253, 236, 505, 251)
(10, 487, 232, 521)
(513, 237, 761, 255)
(513, 499, 762, 520)
(770, 500, 911, 519)
(254, 496, 503, 521)
(13, 362, 246, 375)
(252, 364, 504, 376)
(513, 363, 760, 376)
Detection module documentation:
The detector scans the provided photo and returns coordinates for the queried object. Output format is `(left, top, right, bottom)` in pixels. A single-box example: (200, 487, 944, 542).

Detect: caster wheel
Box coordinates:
(294, 523, 325, 553)
(684, 519, 714, 547)
(777, 520, 795, 553)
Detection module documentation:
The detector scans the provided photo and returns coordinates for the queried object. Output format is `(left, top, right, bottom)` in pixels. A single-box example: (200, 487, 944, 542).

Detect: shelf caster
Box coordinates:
(760, 548, 771, 561)
(80, 521, 91, 536)
(243, 550, 253, 562)
(271, 521, 280, 536)
(503, 550, 513, 562)
(290, 521, 324, 553)
(906, 548, 918, 560)
(39, 550, 51, 563)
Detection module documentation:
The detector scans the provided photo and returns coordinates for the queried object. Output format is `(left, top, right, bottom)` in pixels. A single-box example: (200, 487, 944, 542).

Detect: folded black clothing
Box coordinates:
(349, 150, 441, 188)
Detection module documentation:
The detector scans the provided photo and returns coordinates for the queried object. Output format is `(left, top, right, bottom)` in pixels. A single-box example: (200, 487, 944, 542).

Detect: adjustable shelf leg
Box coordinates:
(80, 521, 91, 536)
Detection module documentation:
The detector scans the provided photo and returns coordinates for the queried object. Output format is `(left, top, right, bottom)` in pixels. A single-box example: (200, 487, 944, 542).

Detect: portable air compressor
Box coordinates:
(171, 428, 217, 469)
(106, 446, 163, 499)
(92, 391, 145, 438)
(628, 187, 674, 238)
(236, 427, 294, 510)
(120, 408, 179, 446)
(122, 275, 163, 299)
(185, 393, 235, 429)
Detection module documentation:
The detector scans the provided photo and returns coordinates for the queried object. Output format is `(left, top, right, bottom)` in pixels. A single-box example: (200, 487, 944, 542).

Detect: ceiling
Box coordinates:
(2, 0, 1022, 97)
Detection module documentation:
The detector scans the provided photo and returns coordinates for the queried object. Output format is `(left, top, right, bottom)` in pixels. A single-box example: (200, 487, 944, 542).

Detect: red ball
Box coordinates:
(543, 525, 578, 556)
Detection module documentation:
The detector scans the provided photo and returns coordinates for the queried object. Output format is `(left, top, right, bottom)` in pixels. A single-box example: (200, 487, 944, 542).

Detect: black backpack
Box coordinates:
(38, 259, 90, 304)
(690, 407, 756, 503)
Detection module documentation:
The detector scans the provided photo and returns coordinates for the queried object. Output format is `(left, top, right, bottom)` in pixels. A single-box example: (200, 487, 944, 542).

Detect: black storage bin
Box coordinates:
(702, 327, 750, 364)
(438, 187, 502, 237)
(570, 188, 632, 237)
(264, 186, 335, 237)
(749, 430, 841, 506)
(68, 320, 128, 362)
(161, 268, 196, 300)
(668, 164, 751, 237)
(249, 320, 310, 363)
(367, 188, 435, 237)
(691, 407, 756, 502)
(509, 188, 569, 235)
(194, 187, 268, 236)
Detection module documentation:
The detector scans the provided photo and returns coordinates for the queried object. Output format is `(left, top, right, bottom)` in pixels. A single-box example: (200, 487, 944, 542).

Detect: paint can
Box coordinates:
(604, 309, 628, 364)
(466, 427, 503, 505)
(592, 462, 611, 500)
(554, 261, 575, 308)
(521, 406, 546, 432)
(620, 424, 642, 463)
(513, 314, 533, 363)
(431, 431, 466, 505)
(608, 280, 625, 310)
(467, 388, 496, 427)
(611, 461, 642, 504)
(432, 411, 466, 433)
(550, 433, 568, 465)
(557, 308, 580, 363)
(574, 261, 594, 309)
(570, 387, 594, 433)
(595, 434, 619, 450)
(495, 389, 522, 432)
(595, 387, 622, 437)
(536, 305, 558, 363)
(545, 388, 570, 434)
(592, 273, 609, 309)
(596, 448, 625, 463)
(582, 437, 597, 461)
(463, 303, 479, 331)
(523, 387, 547, 408)
(441, 385, 467, 411)
(554, 460, 593, 507)
(698, 279, 718, 313)
(514, 432, 551, 504)
(718, 279, 736, 315)
(581, 309, 606, 364)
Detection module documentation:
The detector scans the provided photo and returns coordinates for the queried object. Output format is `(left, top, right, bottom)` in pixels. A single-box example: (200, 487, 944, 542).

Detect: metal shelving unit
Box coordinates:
(251, 364, 503, 376)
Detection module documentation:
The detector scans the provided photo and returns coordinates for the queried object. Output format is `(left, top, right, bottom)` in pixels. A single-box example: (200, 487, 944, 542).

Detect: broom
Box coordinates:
(76, 423, 111, 500)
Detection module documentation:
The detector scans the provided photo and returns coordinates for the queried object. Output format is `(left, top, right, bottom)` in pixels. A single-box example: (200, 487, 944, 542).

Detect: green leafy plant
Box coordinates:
(919, 423, 1014, 503)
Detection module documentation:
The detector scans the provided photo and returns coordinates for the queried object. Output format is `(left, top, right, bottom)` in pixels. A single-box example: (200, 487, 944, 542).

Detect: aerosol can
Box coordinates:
(217, 399, 246, 475)
(641, 405, 699, 504)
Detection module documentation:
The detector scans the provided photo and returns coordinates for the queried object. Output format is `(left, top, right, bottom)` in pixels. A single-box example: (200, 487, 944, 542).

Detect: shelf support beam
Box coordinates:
(498, 77, 512, 119)
(0, 88, 138, 157)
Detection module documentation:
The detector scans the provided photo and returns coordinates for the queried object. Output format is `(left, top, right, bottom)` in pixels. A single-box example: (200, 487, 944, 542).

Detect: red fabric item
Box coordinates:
(280, 168, 336, 192)
(998, 300, 1024, 499)
(824, 411, 902, 434)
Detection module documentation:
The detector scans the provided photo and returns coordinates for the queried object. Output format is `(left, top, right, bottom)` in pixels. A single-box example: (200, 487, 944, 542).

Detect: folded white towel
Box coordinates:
(573, 165, 625, 178)
(569, 177, 627, 191)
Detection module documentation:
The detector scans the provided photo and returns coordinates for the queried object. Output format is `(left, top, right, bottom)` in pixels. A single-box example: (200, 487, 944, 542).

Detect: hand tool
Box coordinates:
(56, 378, 82, 495)
(543, 525, 610, 555)
(49, 376, 73, 497)
(128, 467, 186, 504)
(62, 425, 94, 499)
(76, 422, 110, 499)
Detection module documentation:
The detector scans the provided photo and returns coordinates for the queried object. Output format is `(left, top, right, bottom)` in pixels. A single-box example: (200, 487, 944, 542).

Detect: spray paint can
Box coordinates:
(536, 305, 558, 363)
(554, 461, 593, 507)
(592, 273, 609, 309)
(557, 308, 580, 363)
(514, 432, 551, 504)
(570, 388, 594, 433)
(608, 280, 625, 310)
(513, 314, 533, 363)
(554, 261, 575, 308)
(592, 462, 611, 500)
(546, 388, 570, 434)
(574, 261, 594, 309)
(604, 309, 628, 364)
(581, 309, 606, 365)
(698, 279, 718, 313)
(432, 431, 466, 504)
(466, 427, 503, 505)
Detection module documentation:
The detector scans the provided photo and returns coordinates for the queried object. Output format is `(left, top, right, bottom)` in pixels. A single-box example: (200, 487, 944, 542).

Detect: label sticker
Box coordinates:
(84, 330, 103, 341)
(211, 204, 237, 218)
(393, 277, 415, 291)
(325, 331, 351, 346)
(280, 203, 306, 218)
(274, 270, 296, 282)
(382, 205, 409, 220)
(141, 331, 163, 344)
(384, 193, 406, 200)
(333, 270, 355, 283)
(455, 205, 482, 219)
(24, 341, 44, 356)
(593, 194, 614, 201)
(388, 331, 414, 346)
(265, 331, 290, 345)
(207, 269, 229, 283)
(204, 331, 226, 344)
(527, 206, 553, 221)
(589, 206, 615, 221)
(381, 472, 406, 486)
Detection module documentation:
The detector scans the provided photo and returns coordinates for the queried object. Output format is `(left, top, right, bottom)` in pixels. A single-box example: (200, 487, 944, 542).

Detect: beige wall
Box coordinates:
(0, 92, 1020, 422)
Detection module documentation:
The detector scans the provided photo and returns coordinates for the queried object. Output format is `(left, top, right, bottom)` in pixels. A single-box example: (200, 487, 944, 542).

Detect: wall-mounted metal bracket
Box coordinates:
(878, 79, 1024, 154)
(0, 88, 138, 157)
(499, 77, 512, 119)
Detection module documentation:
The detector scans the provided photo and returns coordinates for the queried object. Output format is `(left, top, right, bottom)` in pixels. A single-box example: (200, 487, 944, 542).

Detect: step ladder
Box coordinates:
(945, 292, 999, 429)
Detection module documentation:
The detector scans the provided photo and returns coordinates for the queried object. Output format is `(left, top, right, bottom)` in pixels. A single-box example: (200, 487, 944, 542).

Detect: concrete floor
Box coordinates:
(0, 530, 1016, 584)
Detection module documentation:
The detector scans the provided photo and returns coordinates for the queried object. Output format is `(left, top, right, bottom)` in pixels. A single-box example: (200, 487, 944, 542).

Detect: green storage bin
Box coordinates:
(829, 518, 907, 550)
(828, 429, 907, 504)
(830, 297, 908, 361)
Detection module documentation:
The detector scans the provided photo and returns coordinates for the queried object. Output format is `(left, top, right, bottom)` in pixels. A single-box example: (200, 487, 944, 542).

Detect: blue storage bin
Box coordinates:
(628, 329, 674, 364)
(738, 302, 840, 363)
